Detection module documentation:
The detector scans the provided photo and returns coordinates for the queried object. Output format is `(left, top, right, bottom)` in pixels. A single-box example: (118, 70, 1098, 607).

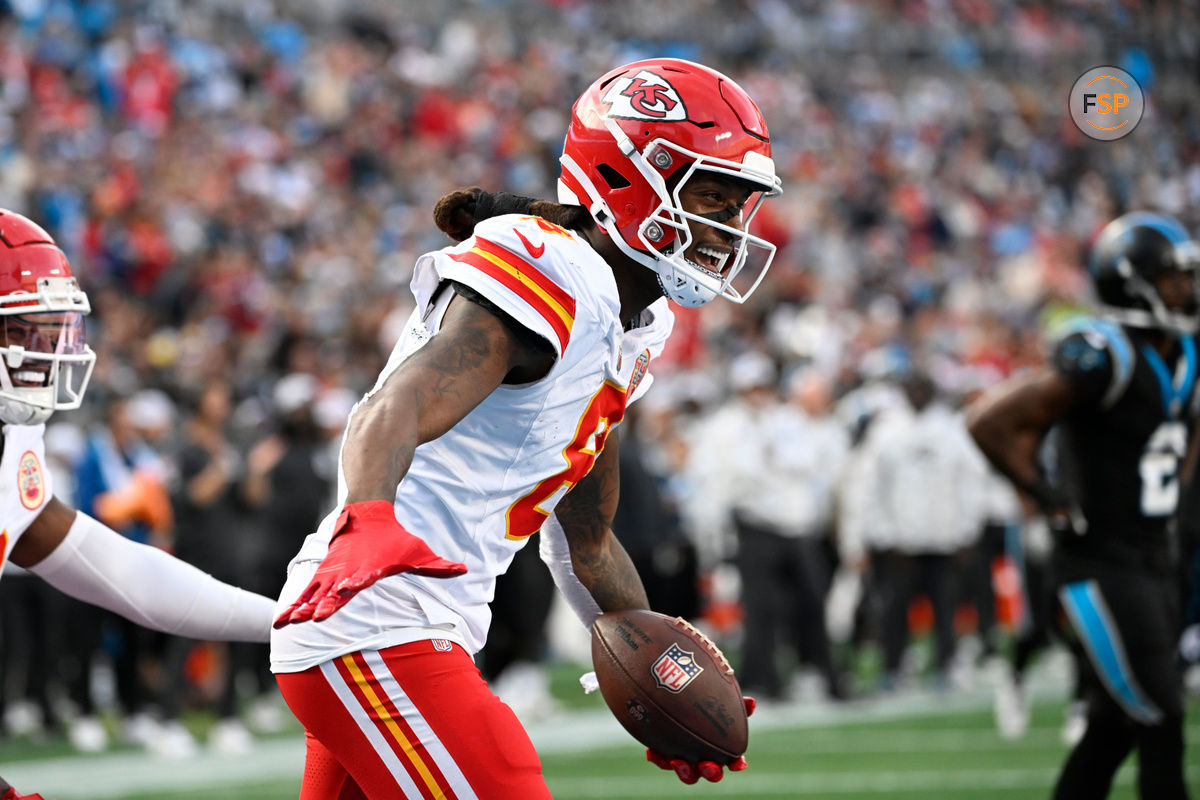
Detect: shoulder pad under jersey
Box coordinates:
(1051, 318, 1133, 409)
(422, 214, 598, 358)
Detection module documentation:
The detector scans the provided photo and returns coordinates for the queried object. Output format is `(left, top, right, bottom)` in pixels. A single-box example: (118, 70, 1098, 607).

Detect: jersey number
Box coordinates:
(1139, 421, 1187, 517)
(505, 381, 627, 540)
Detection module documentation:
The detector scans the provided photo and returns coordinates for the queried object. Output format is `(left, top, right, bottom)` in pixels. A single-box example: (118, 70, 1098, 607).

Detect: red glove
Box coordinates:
(273, 501, 467, 628)
(646, 696, 755, 784)
(2, 788, 47, 800)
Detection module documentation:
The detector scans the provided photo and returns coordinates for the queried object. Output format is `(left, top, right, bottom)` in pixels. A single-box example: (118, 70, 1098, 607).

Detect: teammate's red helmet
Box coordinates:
(0, 209, 94, 424)
(558, 58, 782, 307)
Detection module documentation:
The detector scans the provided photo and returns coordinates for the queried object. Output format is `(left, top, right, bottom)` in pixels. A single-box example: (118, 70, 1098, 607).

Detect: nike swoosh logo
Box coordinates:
(514, 229, 545, 259)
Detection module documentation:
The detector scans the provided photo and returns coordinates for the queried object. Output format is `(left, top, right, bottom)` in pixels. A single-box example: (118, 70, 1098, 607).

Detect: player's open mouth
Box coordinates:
(11, 368, 49, 387)
(689, 245, 732, 275)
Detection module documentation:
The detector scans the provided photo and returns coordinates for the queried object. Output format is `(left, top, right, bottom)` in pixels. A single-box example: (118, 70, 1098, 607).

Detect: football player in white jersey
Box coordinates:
(270, 58, 782, 799)
(0, 210, 275, 800)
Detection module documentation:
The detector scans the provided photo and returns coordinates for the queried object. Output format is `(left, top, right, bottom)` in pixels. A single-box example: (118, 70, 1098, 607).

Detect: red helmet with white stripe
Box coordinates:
(0, 209, 94, 424)
(558, 58, 782, 307)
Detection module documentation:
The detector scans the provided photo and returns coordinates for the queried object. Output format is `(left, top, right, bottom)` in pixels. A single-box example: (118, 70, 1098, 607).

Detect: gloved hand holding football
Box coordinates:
(590, 610, 751, 782)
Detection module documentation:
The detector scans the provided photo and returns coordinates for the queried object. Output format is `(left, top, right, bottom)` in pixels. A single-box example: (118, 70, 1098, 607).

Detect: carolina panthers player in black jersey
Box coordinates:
(969, 211, 1198, 799)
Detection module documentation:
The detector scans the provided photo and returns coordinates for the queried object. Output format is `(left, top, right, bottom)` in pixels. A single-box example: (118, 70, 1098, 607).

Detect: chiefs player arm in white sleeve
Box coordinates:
(0, 208, 273, 645)
(11, 495, 274, 642)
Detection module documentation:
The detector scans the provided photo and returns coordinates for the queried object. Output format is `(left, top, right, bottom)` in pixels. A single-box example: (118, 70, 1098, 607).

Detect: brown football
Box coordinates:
(591, 609, 748, 764)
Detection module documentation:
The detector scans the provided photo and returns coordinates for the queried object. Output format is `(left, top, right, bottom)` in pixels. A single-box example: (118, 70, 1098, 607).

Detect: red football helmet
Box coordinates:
(558, 58, 782, 307)
(0, 209, 94, 425)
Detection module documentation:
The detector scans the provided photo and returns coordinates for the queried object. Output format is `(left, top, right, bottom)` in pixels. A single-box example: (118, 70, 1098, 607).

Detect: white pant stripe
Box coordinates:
(318, 659, 427, 799)
(362, 649, 479, 800)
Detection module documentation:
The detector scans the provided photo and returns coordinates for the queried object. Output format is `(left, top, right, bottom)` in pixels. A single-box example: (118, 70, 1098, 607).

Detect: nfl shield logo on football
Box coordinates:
(651, 643, 704, 693)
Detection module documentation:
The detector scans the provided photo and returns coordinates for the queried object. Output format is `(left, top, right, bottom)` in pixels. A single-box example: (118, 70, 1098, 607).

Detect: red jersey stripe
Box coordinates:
(449, 248, 573, 352)
(473, 237, 576, 315)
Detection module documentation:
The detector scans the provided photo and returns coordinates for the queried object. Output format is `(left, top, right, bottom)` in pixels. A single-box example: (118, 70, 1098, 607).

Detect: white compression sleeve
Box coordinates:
(29, 512, 274, 642)
(539, 513, 603, 628)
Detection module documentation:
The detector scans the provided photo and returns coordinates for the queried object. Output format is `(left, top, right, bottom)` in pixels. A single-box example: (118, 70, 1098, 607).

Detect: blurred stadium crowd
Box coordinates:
(0, 0, 1198, 758)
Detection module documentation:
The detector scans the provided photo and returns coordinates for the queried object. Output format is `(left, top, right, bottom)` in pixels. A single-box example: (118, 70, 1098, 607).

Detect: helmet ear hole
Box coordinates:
(596, 164, 631, 191)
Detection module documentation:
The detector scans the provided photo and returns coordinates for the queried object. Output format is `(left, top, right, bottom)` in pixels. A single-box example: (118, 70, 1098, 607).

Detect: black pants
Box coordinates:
(735, 518, 836, 699)
(877, 550, 958, 675)
(0, 576, 57, 727)
(629, 540, 699, 621)
(1011, 537, 1085, 701)
(1014, 539, 1053, 678)
(968, 523, 1009, 658)
(160, 638, 251, 721)
(477, 540, 555, 682)
(48, 596, 157, 718)
(1053, 555, 1189, 799)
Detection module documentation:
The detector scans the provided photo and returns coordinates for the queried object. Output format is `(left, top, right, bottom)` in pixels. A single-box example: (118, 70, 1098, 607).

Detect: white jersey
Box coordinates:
(272, 214, 673, 672)
(851, 403, 988, 553)
(0, 424, 52, 581)
(728, 405, 849, 538)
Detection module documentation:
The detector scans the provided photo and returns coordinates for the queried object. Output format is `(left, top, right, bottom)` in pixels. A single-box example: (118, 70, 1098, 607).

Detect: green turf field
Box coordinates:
(3, 688, 1197, 799)
(544, 704, 1200, 799)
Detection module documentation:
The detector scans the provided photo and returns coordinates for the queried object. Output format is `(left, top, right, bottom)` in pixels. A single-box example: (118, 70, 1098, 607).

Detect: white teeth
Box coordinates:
(696, 246, 730, 271)
(13, 371, 44, 384)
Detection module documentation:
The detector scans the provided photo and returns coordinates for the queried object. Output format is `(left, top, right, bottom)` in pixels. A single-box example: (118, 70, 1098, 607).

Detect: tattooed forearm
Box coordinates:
(555, 441, 620, 538)
(557, 433, 650, 611)
(572, 535, 649, 611)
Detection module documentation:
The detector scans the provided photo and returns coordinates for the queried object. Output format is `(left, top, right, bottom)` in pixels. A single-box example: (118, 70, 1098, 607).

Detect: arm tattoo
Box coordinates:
(556, 437, 649, 611)
(342, 295, 517, 502)
(416, 302, 501, 382)
(395, 297, 521, 441)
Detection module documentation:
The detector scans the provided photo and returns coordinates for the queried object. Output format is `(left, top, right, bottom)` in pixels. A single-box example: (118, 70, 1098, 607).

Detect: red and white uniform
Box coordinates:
(0, 424, 51, 580)
(271, 214, 673, 673)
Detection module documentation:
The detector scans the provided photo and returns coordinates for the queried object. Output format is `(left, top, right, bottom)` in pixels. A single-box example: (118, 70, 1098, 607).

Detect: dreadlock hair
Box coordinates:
(433, 187, 592, 242)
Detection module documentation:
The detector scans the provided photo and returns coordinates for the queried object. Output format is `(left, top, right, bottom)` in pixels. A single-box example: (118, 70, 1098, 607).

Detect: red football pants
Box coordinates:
(276, 641, 552, 800)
